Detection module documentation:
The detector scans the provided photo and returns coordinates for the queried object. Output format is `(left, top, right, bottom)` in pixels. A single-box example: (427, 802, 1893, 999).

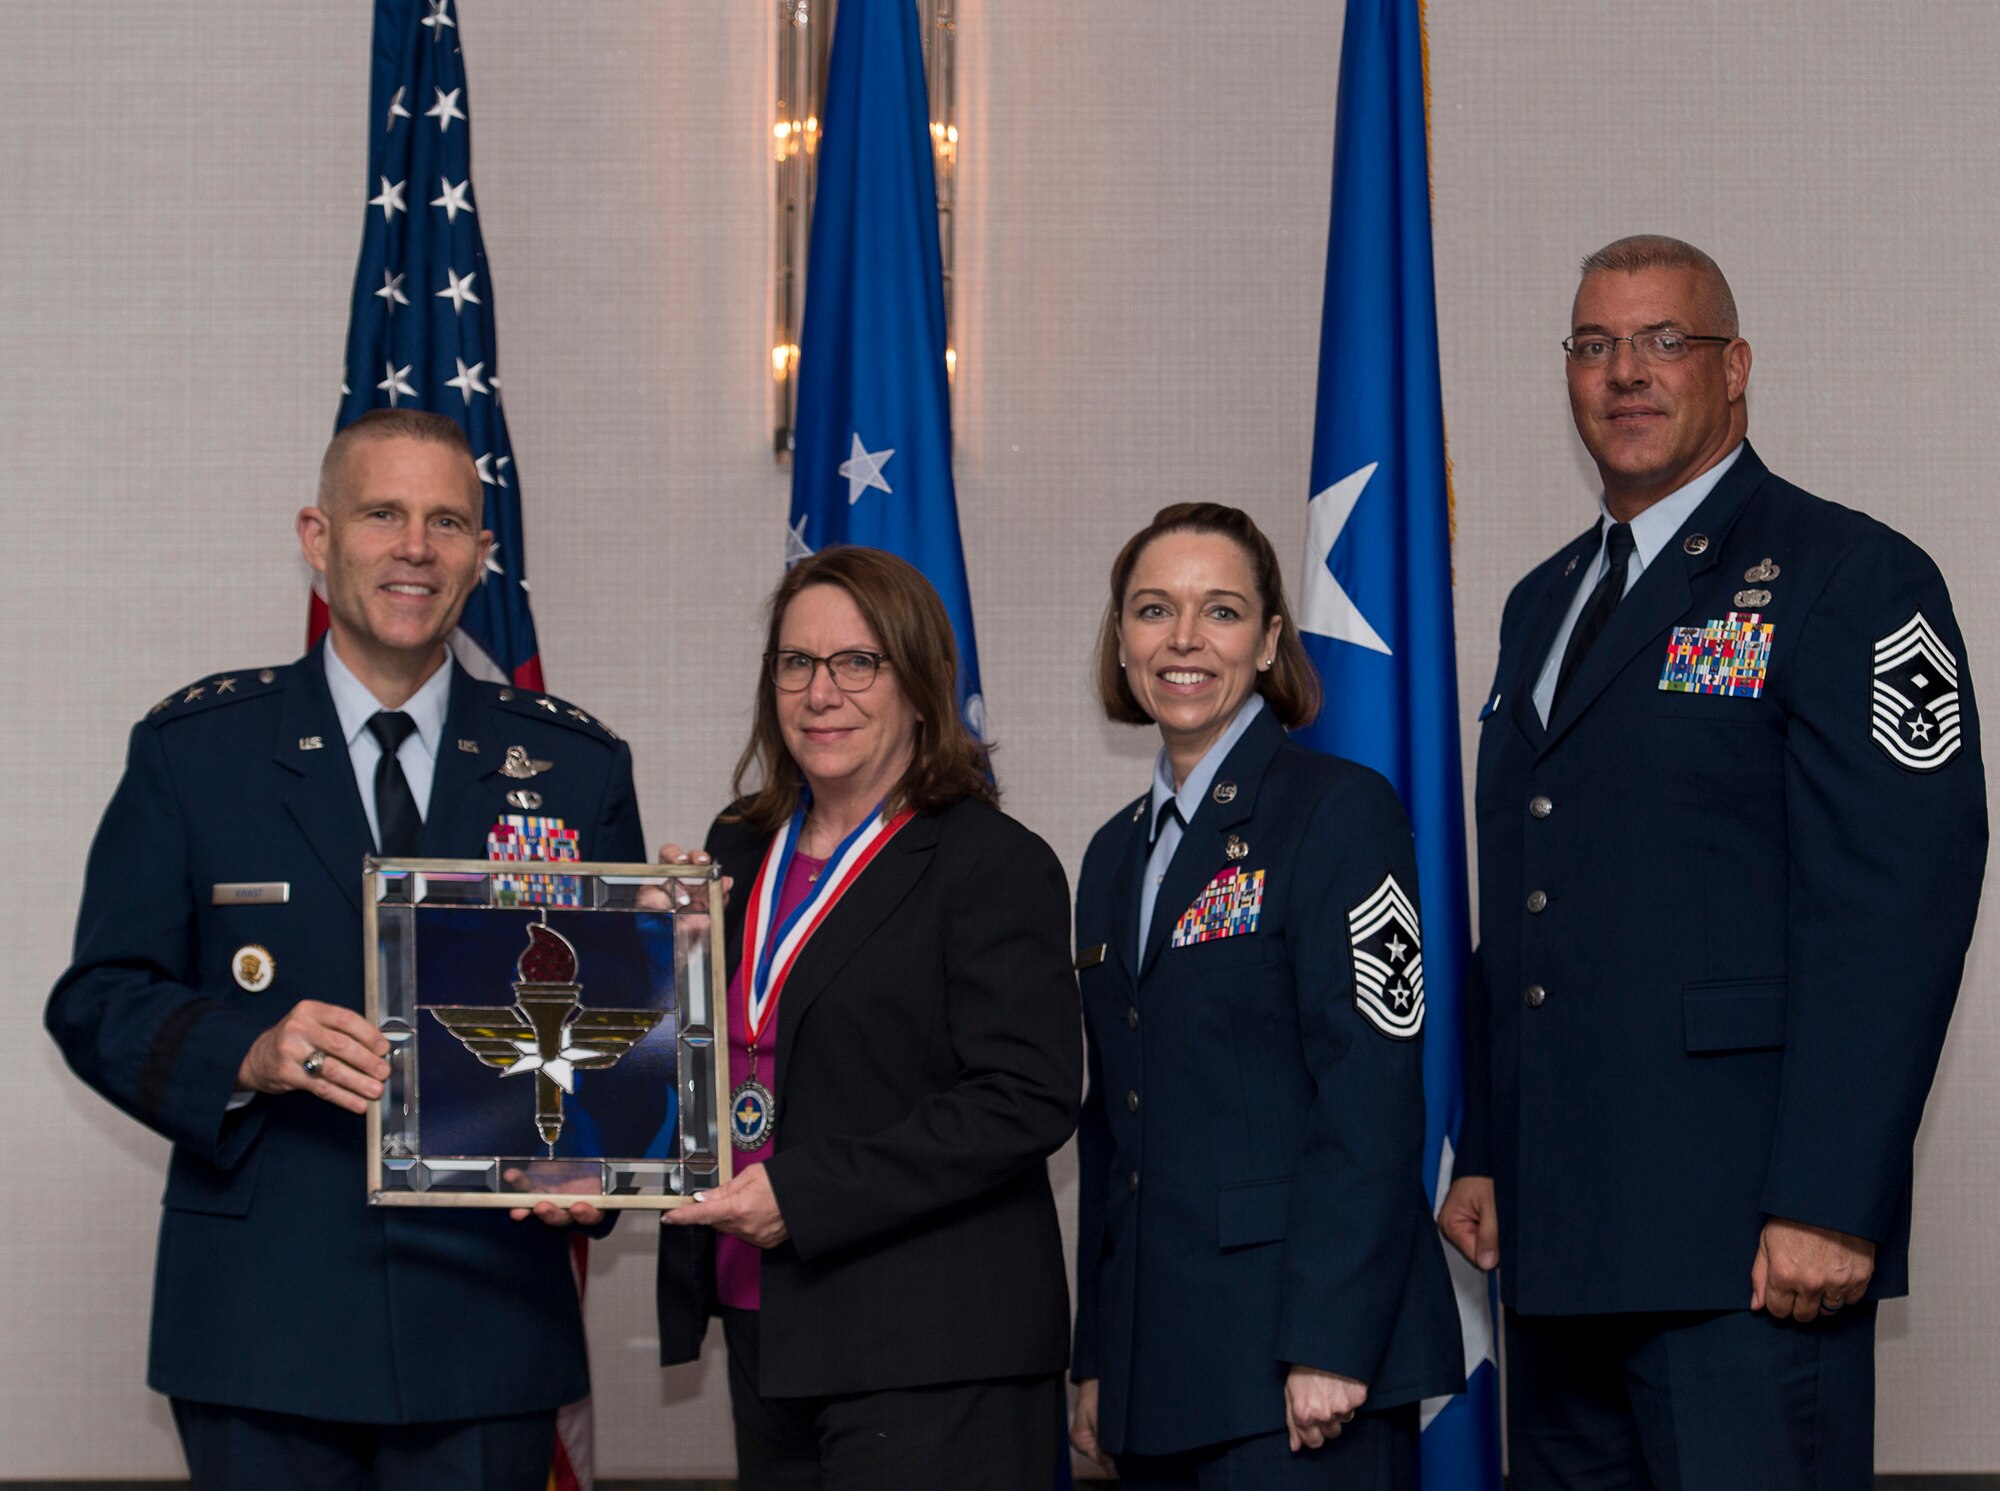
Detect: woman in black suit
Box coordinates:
(656, 546, 1081, 1490)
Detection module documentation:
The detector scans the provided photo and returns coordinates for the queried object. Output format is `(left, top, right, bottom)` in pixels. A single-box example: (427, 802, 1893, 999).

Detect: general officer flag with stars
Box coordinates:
(324, 0, 544, 693)
(1293, 0, 1501, 1483)
(788, 0, 985, 738)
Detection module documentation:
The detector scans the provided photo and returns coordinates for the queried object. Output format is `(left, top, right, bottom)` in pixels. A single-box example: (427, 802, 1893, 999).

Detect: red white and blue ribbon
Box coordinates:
(741, 797, 914, 1053)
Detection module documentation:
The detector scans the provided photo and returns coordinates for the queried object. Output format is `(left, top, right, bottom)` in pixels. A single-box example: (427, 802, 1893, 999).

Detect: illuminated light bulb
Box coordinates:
(945, 346, 957, 382)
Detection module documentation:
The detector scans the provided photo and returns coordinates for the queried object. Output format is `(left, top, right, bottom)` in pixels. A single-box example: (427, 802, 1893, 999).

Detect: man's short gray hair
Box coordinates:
(1579, 234, 1739, 338)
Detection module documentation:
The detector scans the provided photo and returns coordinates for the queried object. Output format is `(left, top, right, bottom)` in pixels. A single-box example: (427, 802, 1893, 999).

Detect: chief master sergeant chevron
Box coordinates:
(46, 408, 644, 1491)
(1437, 236, 1986, 1490)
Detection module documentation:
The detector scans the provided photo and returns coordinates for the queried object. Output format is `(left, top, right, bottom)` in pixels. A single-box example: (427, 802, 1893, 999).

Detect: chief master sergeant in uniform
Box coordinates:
(46, 408, 645, 1490)
(1438, 236, 1986, 1490)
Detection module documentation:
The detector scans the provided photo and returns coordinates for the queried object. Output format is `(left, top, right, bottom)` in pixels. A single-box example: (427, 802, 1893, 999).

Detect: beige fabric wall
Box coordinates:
(3, 0, 1994, 1476)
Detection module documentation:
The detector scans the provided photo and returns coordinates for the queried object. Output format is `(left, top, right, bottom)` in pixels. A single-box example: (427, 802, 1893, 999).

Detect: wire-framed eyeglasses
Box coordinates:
(1562, 330, 1732, 366)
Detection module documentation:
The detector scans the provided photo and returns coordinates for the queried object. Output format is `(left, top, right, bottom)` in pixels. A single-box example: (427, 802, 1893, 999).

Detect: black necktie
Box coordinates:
(1151, 797, 1185, 846)
(366, 711, 422, 857)
(1551, 522, 1637, 716)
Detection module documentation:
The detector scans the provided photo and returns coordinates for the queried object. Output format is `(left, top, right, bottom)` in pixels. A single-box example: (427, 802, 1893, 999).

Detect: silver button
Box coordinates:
(1126, 1090, 1140, 1114)
(1126, 1006, 1140, 1029)
(1529, 796, 1553, 819)
(1128, 1170, 1140, 1192)
(1526, 890, 1548, 913)
(1525, 984, 1547, 1009)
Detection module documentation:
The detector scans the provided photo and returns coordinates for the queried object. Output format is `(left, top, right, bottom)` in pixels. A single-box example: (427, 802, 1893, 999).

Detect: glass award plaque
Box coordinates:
(364, 859, 731, 1210)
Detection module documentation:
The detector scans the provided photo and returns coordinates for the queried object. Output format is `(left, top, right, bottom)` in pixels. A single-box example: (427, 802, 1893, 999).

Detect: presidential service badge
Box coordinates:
(231, 944, 276, 993)
(1348, 874, 1423, 1040)
(1872, 611, 1963, 772)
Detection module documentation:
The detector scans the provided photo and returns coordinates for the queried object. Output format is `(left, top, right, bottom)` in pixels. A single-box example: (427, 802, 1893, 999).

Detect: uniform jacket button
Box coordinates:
(1526, 890, 1548, 913)
(1128, 1169, 1141, 1192)
(1529, 795, 1554, 819)
(1126, 1090, 1140, 1113)
(1525, 984, 1547, 1008)
(1126, 1005, 1140, 1029)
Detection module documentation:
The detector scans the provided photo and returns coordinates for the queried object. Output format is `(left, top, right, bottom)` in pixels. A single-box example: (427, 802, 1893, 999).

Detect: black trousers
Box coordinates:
(1505, 1304, 1877, 1491)
(1114, 1403, 1419, 1491)
(171, 1398, 557, 1491)
(721, 1305, 1064, 1491)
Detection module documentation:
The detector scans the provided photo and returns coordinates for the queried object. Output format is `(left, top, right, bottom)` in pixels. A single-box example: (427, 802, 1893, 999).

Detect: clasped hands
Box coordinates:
(1437, 1176, 1876, 1321)
(1070, 1366, 1367, 1469)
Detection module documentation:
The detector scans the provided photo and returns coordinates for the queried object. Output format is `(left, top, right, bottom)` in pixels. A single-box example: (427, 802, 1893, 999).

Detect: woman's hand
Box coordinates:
(1284, 1365, 1368, 1451)
(1070, 1378, 1113, 1471)
(662, 1163, 788, 1248)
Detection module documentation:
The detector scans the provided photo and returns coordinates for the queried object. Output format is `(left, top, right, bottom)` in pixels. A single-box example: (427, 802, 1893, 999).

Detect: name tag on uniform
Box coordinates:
(211, 882, 290, 905)
(1074, 943, 1107, 970)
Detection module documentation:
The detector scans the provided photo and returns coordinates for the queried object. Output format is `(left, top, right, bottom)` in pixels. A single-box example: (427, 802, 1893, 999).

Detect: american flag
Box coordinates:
(321, 0, 543, 693)
(328, 5, 582, 1487)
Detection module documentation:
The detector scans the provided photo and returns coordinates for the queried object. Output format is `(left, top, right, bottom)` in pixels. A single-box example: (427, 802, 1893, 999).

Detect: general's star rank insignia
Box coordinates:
(1348, 873, 1423, 1040)
(1872, 611, 1963, 772)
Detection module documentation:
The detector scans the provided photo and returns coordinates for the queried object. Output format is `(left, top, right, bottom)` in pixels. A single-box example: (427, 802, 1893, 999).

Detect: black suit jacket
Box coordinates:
(657, 796, 1083, 1397)
(46, 642, 645, 1421)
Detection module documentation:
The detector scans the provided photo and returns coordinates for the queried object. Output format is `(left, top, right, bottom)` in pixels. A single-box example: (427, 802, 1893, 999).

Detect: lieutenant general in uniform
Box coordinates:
(1438, 236, 1987, 1491)
(47, 409, 645, 1491)
(1071, 503, 1461, 1489)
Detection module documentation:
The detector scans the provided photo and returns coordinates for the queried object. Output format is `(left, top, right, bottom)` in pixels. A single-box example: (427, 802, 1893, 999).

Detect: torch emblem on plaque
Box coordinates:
(429, 917, 665, 1153)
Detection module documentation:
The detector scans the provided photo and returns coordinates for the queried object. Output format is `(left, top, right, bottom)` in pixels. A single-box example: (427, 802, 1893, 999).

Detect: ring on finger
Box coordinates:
(302, 1049, 327, 1078)
(1822, 1297, 1844, 1313)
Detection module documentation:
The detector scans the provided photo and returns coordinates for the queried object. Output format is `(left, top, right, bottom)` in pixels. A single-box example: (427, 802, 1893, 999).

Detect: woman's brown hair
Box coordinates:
(1095, 502, 1322, 728)
(727, 546, 997, 831)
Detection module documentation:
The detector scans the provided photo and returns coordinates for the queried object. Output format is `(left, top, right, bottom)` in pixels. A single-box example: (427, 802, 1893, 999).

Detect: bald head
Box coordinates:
(1578, 235, 1738, 338)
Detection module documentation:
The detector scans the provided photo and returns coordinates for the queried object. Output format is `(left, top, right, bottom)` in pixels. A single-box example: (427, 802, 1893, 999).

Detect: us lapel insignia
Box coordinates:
(298, 736, 324, 751)
(1872, 611, 1963, 772)
(1349, 873, 1422, 1040)
(1212, 781, 1238, 805)
(1224, 833, 1249, 861)
(1659, 611, 1774, 698)
(1683, 533, 1710, 555)
(506, 789, 544, 811)
(457, 738, 480, 754)
(1744, 558, 1781, 583)
(501, 745, 553, 780)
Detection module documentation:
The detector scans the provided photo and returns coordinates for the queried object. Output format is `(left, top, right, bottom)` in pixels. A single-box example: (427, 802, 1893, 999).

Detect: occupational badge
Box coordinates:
(1658, 612, 1774, 697)
(1348, 874, 1422, 1039)
(1170, 867, 1265, 947)
(1872, 611, 1963, 771)
(500, 745, 552, 780)
(1744, 558, 1781, 583)
(231, 944, 276, 993)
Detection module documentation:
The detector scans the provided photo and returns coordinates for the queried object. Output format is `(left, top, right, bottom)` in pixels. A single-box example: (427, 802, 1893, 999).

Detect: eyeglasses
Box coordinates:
(1561, 330, 1732, 366)
(767, 649, 890, 693)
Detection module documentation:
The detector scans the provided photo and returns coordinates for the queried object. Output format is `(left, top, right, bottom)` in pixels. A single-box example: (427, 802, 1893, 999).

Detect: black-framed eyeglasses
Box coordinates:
(1561, 330, 1732, 366)
(766, 649, 890, 693)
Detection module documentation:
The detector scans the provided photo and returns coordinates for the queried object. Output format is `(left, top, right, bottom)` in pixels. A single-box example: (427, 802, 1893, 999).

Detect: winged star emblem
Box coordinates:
(428, 917, 664, 1152)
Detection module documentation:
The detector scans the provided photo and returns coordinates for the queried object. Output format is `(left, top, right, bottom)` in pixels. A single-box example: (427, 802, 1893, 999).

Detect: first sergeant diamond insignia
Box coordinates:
(1872, 611, 1963, 772)
(1348, 872, 1424, 1040)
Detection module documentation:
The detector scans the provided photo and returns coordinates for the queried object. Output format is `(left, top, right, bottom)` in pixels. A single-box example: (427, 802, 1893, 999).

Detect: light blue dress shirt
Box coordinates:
(322, 641, 452, 849)
(1531, 443, 1744, 725)
(1137, 692, 1266, 962)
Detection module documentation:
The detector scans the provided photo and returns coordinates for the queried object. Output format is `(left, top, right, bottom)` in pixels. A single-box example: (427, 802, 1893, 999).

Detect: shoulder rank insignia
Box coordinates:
(1872, 611, 1963, 772)
(1349, 873, 1423, 1040)
(1659, 612, 1773, 698)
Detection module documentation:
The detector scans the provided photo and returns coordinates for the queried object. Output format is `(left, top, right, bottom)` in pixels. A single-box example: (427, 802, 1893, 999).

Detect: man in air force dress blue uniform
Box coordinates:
(46, 410, 644, 1491)
(1438, 237, 1986, 1491)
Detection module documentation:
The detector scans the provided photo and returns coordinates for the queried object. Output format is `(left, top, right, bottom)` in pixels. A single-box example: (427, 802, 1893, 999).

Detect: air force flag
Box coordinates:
(787, 0, 984, 736)
(1294, 1, 1501, 1483)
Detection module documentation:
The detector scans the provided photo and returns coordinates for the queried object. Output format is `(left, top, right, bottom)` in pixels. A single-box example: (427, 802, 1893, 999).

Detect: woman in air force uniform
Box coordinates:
(1068, 503, 1462, 1489)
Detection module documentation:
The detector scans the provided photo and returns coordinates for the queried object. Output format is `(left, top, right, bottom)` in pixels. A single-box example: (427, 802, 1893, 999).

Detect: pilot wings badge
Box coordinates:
(428, 917, 664, 1153)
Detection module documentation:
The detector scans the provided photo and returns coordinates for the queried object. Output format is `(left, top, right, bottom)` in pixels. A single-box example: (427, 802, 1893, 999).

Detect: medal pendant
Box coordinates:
(729, 1077, 777, 1150)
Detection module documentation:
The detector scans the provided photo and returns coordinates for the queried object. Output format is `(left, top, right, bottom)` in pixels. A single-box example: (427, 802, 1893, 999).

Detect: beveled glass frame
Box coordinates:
(363, 858, 731, 1210)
